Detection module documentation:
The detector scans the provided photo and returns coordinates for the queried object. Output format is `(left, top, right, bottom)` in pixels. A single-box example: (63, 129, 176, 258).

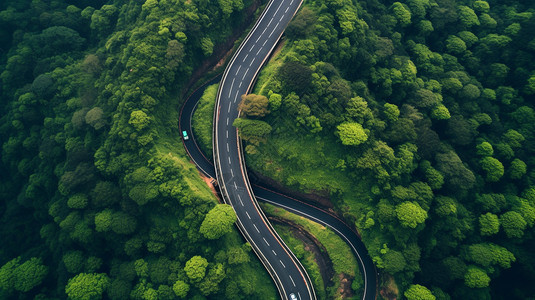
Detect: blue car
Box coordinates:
(182, 130, 189, 140)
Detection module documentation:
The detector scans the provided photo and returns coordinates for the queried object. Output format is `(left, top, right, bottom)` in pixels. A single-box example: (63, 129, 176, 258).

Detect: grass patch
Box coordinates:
(273, 223, 327, 299)
(192, 83, 218, 156)
(262, 202, 364, 299)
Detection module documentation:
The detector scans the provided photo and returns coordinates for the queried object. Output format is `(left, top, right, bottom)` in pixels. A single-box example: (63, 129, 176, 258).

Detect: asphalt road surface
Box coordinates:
(213, 0, 315, 299)
(179, 0, 378, 299)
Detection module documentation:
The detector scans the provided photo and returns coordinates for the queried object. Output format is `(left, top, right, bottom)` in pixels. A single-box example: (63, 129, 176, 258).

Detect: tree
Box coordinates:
(396, 201, 427, 228)
(446, 36, 467, 55)
(110, 211, 137, 235)
(383, 103, 400, 122)
(63, 251, 85, 273)
(466, 243, 515, 269)
(0, 257, 48, 293)
(129, 110, 150, 131)
(91, 181, 120, 207)
(476, 142, 493, 156)
(392, 2, 411, 27)
(430, 105, 451, 120)
(85, 107, 106, 130)
(404, 284, 436, 300)
(337, 122, 368, 146)
(464, 266, 490, 288)
(68, 194, 89, 209)
(435, 151, 476, 190)
(473, 1, 490, 13)
(458, 6, 479, 28)
(233, 118, 272, 146)
(480, 157, 504, 182)
(500, 211, 527, 238)
(65, 273, 110, 300)
(200, 204, 237, 239)
(479, 213, 499, 236)
(94, 209, 113, 232)
(184, 256, 208, 283)
(173, 280, 189, 298)
(383, 250, 406, 274)
(509, 159, 527, 179)
(503, 129, 524, 148)
(238, 94, 270, 117)
(200, 37, 214, 56)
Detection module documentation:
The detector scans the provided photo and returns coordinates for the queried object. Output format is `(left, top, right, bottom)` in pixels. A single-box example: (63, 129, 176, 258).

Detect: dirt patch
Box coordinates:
(380, 274, 399, 300)
(337, 273, 355, 299)
(268, 216, 335, 291)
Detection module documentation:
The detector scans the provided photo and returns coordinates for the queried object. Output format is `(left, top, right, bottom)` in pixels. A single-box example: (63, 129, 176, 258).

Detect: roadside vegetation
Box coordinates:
(0, 0, 279, 299)
(192, 83, 218, 156)
(262, 203, 362, 299)
(245, 0, 535, 299)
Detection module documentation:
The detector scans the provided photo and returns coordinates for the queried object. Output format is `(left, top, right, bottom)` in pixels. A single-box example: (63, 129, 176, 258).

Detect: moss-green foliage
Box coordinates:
(199, 204, 237, 240)
(245, 0, 535, 298)
(192, 83, 218, 155)
(0, 0, 277, 299)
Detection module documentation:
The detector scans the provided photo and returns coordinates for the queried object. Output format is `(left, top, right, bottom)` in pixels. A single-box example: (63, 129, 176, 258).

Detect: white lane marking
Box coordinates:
(256, 48, 262, 55)
(280, 260, 286, 268)
(242, 68, 249, 80)
(253, 224, 260, 233)
(298, 292, 301, 300)
(234, 92, 239, 103)
(289, 275, 296, 287)
(230, 168, 234, 176)
(226, 131, 228, 138)
(239, 82, 243, 88)
(226, 117, 229, 126)
(263, 237, 270, 246)
(238, 194, 243, 206)
(256, 196, 370, 299)
(280, 15, 284, 22)
(246, 211, 251, 219)
(233, 182, 237, 190)
(229, 78, 235, 97)
(228, 103, 231, 113)
(228, 157, 231, 164)
(285, 7, 289, 13)
(272, 249, 277, 256)
(226, 143, 229, 152)
(249, 57, 256, 66)
(266, 16, 274, 28)
(235, 65, 241, 75)
(274, 1, 283, 15)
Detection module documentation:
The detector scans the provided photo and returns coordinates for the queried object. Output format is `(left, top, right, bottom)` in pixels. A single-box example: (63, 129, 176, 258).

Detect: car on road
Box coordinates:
(182, 130, 189, 140)
(289, 293, 298, 300)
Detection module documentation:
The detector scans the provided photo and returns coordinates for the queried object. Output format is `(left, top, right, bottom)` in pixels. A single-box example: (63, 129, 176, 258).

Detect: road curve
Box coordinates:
(178, 78, 378, 300)
(212, 1, 315, 300)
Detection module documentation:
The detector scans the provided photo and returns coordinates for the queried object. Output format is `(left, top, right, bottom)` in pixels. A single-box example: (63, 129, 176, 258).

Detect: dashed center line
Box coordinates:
(242, 68, 249, 80)
(256, 48, 262, 55)
(263, 237, 270, 246)
(253, 224, 260, 233)
(246, 211, 251, 219)
(280, 260, 286, 268)
(229, 78, 235, 97)
(226, 143, 229, 152)
(235, 65, 241, 75)
(230, 168, 234, 176)
(238, 194, 243, 206)
(272, 250, 277, 256)
(228, 157, 231, 164)
(289, 275, 296, 287)
(233, 182, 237, 190)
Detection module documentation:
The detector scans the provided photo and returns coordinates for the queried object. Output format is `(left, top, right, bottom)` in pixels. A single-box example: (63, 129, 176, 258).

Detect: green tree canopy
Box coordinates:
(238, 94, 270, 117)
(200, 204, 237, 240)
(464, 266, 490, 288)
(337, 122, 368, 146)
(479, 213, 500, 236)
(404, 284, 436, 300)
(65, 273, 110, 300)
(184, 256, 208, 283)
(500, 211, 527, 238)
(173, 280, 190, 298)
(396, 201, 428, 228)
(480, 157, 504, 182)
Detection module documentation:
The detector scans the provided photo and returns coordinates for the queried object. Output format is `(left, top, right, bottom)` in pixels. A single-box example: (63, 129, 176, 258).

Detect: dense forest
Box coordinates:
(235, 0, 535, 299)
(0, 0, 282, 299)
(2, 0, 535, 299)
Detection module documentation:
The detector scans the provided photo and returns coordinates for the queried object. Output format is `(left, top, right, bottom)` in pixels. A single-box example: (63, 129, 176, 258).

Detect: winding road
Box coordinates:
(179, 1, 377, 299)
